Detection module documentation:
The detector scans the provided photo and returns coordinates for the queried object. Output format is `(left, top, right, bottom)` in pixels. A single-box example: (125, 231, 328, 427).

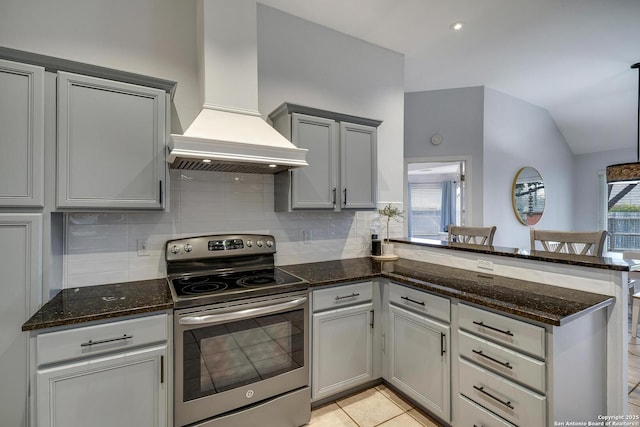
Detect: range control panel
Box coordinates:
(165, 234, 276, 261)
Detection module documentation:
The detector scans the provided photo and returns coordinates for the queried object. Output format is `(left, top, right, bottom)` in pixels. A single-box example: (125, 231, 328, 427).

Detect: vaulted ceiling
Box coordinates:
(258, 0, 640, 155)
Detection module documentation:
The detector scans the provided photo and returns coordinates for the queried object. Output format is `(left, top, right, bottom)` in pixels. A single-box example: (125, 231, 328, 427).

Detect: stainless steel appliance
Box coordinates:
(166, 234, 310, 427)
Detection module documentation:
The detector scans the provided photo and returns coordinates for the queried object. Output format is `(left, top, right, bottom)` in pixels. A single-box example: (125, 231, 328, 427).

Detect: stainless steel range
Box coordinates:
(166, 234, 310, 427)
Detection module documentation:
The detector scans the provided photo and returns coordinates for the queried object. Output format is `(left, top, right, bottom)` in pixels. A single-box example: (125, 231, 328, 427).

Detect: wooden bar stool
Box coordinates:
(632, 291, 640, 338)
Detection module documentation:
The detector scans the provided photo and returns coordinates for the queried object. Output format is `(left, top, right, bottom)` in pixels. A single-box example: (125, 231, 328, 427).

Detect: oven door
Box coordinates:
(174, 291, 309, 427)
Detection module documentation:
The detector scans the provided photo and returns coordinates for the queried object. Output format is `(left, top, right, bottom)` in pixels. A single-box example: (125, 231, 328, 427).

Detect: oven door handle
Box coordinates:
(178, 297, 307, 325)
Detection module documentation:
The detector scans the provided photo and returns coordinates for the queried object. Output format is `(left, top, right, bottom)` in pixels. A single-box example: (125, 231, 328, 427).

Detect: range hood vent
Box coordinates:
(172, 158, 291, 174)
(169, 0, 307, 173)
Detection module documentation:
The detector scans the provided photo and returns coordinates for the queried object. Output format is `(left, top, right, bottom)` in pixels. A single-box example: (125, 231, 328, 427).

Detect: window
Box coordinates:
(607, 180, 640, 251)
(406, 161, 464, 239)
(408, 183, 442, 238)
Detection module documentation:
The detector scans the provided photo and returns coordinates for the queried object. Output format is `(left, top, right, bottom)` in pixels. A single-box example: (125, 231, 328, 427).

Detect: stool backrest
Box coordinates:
(448, 225, 497, 246)
(530, 229, 607, 257)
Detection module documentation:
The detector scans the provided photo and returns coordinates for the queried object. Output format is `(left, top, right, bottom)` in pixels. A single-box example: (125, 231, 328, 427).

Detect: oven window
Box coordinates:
(182, 309, 305, 401)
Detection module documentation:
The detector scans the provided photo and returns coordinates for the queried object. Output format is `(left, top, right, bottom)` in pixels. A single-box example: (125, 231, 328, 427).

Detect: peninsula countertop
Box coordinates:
(280, 257, 613, 326)
(391, 237, 638, 271)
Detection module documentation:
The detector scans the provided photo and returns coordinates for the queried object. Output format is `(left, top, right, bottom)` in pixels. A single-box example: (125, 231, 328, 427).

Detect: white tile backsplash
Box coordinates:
(64, 170, 403, 287)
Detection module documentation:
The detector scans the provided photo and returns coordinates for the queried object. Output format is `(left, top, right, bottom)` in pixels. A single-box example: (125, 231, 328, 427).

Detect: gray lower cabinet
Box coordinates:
(0, 59, 45, 207)
(387, 298, 450, 422)
(457, 302, 606, 426)
(35, 314, 169, 427)
(57, 72, 167, 209)
(270, 104, 380, 211)
(0, 214, 42, 427)
(312, 282, 374, 401)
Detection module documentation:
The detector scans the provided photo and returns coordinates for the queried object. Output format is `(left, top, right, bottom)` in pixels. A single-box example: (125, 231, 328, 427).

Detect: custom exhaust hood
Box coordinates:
(168, 0, 308, 174)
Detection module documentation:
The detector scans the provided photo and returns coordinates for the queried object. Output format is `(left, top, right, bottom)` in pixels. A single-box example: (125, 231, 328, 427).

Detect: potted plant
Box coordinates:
(378, 203, 403, 255)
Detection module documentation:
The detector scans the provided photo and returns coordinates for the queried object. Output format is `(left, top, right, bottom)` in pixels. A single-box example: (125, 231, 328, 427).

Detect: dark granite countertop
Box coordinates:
(22, 279, 172, 331)
(23, 254, 614, 332)
(280, 257, 613, 326)
(391, 237, 638, 271)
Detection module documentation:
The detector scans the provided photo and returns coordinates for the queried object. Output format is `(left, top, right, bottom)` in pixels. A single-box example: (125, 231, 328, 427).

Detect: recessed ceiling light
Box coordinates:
(450, 21, 464, 31)
(202, 159, 212, 163)
(268, 164, 277, 168)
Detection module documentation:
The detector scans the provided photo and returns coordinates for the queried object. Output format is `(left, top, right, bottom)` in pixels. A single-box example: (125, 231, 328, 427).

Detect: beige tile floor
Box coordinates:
(309, 311, 640, 425)
(307, 384, 442, 427)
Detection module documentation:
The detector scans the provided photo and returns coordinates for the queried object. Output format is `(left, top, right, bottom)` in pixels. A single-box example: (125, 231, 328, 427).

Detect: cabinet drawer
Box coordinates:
(459, 359, 546, 427)
(458, 394, 516, 427)
(459, 330, 546, 394)
(389, 283, 449, 323)
(37, 314, 168, 366)
(459, 304, 545, 359)
(313, 281, 373, 311)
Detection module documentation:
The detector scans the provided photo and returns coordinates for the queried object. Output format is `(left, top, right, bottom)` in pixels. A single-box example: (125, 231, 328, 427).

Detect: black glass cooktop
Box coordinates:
(169, 268, 308, 307)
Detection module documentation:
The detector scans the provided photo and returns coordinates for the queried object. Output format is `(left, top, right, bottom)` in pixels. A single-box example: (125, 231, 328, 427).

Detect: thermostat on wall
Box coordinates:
(431, 134, 443, 145)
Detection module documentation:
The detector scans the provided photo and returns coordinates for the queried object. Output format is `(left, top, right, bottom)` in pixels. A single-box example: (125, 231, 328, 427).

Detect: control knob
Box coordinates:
(184, 243, 193, 252)
(246, 240, 253, 248)
(266, 240, 273, 248)
(256, 240, 263, 247)
(170, 245, 181, 254)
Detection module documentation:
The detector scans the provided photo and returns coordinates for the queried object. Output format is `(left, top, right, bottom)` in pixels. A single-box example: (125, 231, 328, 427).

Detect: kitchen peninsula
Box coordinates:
(389, 237, 629, 420)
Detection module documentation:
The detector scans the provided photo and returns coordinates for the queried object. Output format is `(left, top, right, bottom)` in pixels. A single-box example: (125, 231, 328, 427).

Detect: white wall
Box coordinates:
(483, 87, 574, 248)
(404, 87, 485, 226)
(257, 4, 405, 206)
(0, 0, 201, 134)
(0, 1, 405, 287)
(403, 86, 575, 248)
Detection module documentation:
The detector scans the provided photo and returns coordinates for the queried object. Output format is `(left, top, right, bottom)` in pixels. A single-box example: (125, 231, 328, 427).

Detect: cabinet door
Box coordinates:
(0, 214, 42, 427)
(0, 60, 44, 207)
(388, 304, 450, 421)
(37, 344, 167, 427)
(57, 72, 166, 209)
(340, 122, 377, 209)
(291, 113, 339, 209)
(312, 303, 373, 400)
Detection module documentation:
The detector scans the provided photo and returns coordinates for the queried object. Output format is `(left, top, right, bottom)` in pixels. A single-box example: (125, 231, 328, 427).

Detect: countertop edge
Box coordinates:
(21, 303, 173, 332)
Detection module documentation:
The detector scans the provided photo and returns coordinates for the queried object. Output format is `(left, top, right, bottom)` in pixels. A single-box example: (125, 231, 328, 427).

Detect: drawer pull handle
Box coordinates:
(401, 296, 425, 306)
(472, 321, 514, 337)
(80, 334, 133, 347)
(472, 385, 514, 410)
(472, 349, 513, 369)
(335, 293, 360, 300)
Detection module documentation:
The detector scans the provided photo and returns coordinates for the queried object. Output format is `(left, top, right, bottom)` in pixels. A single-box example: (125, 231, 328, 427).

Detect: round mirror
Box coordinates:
(512, 167, 545, 225)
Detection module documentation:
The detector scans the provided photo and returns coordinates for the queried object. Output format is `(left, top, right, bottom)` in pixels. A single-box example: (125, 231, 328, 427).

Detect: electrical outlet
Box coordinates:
(302, 230, 312, 244)
(477, 259, 493, 270)
(137, 239, 150, 256)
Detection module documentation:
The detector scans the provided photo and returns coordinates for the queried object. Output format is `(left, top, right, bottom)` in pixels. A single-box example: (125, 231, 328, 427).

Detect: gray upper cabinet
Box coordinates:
(340, 122, 377, 209)
(270, 103, 381, 212)
(57, 72, 167, 209)
(291, 114, 339, 209)
(0, 59, 45, 207)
